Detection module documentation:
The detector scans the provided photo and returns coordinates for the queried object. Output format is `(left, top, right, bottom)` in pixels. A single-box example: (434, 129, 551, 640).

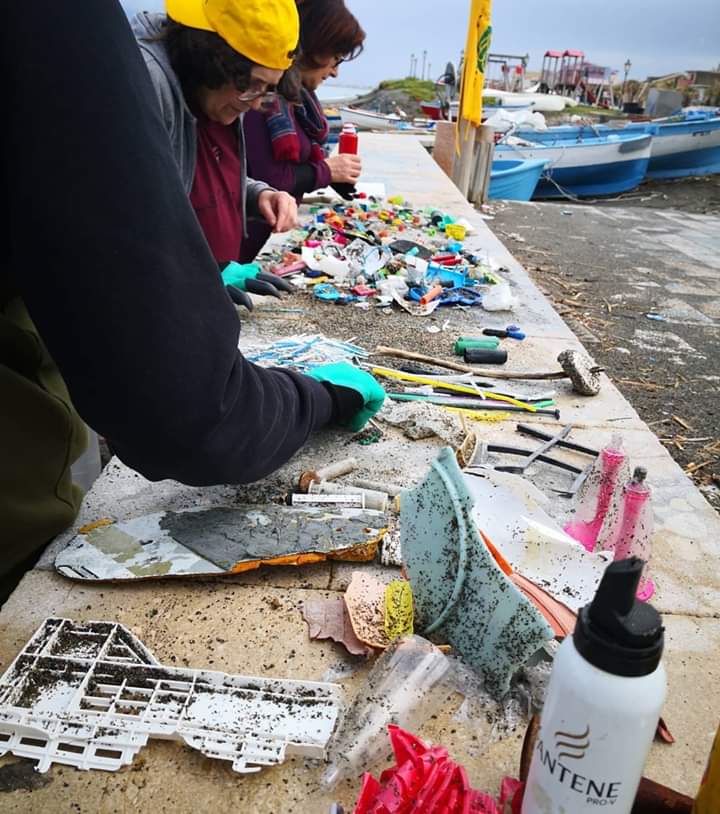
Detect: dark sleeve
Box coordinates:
(312, 155, 333, 190)
(2, 0, 334, 487)
(243, 110, 331, 197)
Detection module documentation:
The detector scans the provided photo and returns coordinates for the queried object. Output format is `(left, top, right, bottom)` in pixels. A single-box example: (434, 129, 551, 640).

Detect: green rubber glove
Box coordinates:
(307, 362, 386, 432)
(220, 262, 295, 311)
(220, 262, 262, 291)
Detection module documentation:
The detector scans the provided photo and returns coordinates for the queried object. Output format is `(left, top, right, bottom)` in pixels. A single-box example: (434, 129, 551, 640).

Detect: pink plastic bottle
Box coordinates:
(564, 434, 630, 553)
(600, 466, 655, 601)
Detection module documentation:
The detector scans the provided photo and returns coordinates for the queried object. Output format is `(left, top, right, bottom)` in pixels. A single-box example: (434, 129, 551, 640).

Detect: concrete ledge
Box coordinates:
(2, 134, 718, 807)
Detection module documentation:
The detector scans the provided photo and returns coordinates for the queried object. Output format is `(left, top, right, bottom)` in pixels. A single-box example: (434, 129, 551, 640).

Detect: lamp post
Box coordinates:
(621, 58, 631, 107)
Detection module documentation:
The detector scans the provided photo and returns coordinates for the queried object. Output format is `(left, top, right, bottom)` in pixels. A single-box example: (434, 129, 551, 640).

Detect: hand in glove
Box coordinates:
(307, 362, 385, 432)
(220, 262, 295, 311)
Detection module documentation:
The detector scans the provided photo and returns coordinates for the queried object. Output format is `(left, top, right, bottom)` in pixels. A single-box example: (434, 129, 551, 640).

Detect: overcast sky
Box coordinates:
(122, 0, 719, 85)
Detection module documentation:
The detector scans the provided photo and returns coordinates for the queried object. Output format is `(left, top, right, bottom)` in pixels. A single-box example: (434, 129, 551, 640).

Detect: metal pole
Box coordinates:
(428, 62, 432, 82)
(621, 59, 631, 108)
(410, 53, 415, 78)
(422, 50, 427, 81)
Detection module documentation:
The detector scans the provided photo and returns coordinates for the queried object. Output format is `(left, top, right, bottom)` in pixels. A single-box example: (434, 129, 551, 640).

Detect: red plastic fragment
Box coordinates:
(655, 716, 675, 744)
(351, 725, 521, 814)
(351, 285, 377, 297)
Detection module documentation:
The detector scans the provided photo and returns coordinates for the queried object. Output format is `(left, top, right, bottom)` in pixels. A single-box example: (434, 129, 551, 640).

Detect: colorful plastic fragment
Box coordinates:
(402, 448, 553, 697)
(352, 725, 523, 814)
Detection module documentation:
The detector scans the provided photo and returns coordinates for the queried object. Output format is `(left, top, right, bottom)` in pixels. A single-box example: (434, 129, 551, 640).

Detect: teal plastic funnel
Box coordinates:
(401, 447, 554, 697)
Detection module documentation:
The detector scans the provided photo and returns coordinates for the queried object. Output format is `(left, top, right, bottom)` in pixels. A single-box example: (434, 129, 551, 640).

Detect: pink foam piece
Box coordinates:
(637, 578, 655, 602)
(563, 521, 599, 553)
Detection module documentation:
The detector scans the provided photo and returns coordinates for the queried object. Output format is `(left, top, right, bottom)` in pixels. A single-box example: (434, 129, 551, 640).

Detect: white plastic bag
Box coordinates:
(482, 282, 517, 311)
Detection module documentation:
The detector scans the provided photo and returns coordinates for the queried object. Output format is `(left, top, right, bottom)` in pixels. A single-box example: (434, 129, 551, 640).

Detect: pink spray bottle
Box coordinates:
(598, 466, 655, 601)
(564, 434, 630, 553)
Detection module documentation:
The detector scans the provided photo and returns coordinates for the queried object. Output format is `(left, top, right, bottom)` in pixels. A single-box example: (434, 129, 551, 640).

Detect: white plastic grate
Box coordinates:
(0, 618, 342, 774)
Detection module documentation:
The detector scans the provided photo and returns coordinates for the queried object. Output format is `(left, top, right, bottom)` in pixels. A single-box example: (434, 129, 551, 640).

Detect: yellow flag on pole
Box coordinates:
(459, 0, 493, 128)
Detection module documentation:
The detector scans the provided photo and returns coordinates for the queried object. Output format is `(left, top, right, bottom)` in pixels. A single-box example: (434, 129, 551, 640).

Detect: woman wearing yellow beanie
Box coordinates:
(132, 0, 301, 277)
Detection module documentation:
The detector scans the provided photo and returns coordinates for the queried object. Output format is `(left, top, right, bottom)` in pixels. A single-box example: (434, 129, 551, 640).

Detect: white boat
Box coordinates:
(339, 107, 404, 131)
(484, 89, 577, 113)
(449, 91, 576, 121)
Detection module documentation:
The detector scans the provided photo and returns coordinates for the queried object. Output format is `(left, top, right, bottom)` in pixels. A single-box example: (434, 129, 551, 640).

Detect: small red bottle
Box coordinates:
(334, 124, 359, 199)
(338, 124, 358, 155)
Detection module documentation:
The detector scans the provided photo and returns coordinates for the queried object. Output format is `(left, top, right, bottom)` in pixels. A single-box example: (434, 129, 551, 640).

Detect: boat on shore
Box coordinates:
(446, 91, 576, 122)
(515, 111, 720, 179)
(637, 112, 720, 179)
(485, 89, 576, 113)
(489, 158, 548, 201)
(339, 107, 436, 134)
(339, 107, 404, 131)
(495, 131, 653, 198)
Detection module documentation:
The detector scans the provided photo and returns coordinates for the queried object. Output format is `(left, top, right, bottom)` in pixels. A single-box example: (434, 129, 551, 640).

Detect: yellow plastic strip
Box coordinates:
(443, 407, 512, 423)
(370, 366, 536, 412)
(384, 579, 414, 641)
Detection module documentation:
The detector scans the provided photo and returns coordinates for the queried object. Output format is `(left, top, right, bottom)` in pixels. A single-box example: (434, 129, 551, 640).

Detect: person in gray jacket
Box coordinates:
(131, 0, 299, 300)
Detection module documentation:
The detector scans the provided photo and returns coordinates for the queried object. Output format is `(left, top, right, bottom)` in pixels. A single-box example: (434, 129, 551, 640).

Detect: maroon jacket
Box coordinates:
(241, 109, 332, 262)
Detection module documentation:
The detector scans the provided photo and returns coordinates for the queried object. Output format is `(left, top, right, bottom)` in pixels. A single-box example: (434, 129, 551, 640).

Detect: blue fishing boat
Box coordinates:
(516, 111, 720, 179)
(494, 131, 652, 198)
(324, 108, 342, 145)
(641, 112, 720, 178)
(489, 159, 548, 201)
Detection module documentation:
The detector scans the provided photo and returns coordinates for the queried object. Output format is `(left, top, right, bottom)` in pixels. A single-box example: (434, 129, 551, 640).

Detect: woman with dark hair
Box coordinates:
(240, 0, 366, 262)
(132, 0, 301, 304)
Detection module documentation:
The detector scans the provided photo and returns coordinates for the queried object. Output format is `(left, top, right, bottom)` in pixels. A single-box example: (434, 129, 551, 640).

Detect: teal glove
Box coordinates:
(307, 362, 386, 432)
(220, 261, 294, 310)
(221, 262, 261, 291)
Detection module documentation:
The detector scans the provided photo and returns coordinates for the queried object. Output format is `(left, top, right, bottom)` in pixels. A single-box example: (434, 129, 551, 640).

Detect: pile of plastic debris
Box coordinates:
(261, 195, 509, 313)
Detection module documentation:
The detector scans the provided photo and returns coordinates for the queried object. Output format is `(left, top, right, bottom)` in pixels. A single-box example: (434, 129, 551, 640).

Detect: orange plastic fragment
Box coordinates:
(77, 518, 114, 534)
(227, 532, 385, 574)
(478, 530, 513, 576)
(419, 285, 443, 305)
(510, 573, 577, 638)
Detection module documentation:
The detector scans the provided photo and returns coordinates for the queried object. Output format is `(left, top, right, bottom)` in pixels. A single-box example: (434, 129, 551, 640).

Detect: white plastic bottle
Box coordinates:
(522, 558, 666, 814)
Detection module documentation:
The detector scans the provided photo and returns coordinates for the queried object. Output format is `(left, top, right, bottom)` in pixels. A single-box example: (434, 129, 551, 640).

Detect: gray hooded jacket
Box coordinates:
(131, 13, 271, 230)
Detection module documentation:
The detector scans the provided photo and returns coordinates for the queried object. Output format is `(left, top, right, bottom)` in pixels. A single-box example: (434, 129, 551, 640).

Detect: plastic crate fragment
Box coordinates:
(0, 618, 341, 774)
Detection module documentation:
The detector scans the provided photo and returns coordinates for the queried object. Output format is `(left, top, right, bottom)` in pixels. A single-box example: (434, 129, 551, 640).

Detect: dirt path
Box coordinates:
(489, 197, 720, 510)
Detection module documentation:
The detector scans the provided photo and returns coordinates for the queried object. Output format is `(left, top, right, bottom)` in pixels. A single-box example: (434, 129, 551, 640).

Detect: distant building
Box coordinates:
(686, 70, 720, 102)
(645, 69, 720, 104)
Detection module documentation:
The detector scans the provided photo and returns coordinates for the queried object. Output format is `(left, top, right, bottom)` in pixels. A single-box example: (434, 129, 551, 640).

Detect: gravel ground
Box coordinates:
(488, 191, 720, 510)
(588, 174, 720, 216)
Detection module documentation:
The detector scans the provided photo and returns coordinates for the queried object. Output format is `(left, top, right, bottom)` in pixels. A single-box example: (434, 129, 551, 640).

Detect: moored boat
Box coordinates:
(495, 132, 652, 198)
(339, 107, 404, 131)
(489, 158, 548, 201)
(516, 112, 720, 179)
(641, 113, 720, 178)
(484, 89, 577, 113)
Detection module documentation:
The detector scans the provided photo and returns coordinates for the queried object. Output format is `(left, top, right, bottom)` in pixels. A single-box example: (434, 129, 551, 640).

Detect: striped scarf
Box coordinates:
(265, 87, 330, 164)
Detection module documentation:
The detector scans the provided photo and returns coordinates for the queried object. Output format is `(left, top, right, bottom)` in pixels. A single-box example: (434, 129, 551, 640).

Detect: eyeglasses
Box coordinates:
(236, 84, 278, 103)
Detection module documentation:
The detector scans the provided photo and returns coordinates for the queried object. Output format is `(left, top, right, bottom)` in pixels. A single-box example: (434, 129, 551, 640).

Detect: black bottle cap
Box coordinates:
(573, 558, 664, 677)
